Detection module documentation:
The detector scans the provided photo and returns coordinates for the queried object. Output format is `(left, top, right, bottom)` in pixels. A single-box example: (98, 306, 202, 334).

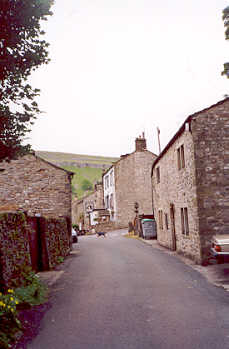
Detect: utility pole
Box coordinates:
(157, 127, 161, 154)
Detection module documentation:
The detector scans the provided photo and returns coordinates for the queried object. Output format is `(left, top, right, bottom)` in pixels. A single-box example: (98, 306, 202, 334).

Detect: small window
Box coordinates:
(156, 167, 160, 183)
(165, 213, 169, 230)
(181, 207, 189, 235)
(110, 173, 113, 186)
(158, 210, 163, 230)
(106, 195, 109, 209)
(177, 145, 185, 170)
(110, 193, 114, 209)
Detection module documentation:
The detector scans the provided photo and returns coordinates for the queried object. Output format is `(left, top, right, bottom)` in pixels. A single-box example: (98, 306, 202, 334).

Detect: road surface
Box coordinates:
(27, 230, 229, 349)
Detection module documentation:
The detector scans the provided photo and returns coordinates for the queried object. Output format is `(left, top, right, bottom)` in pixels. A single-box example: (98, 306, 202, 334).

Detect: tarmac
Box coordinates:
(37, 232, 229, 292)
(141, 237, 229, 292)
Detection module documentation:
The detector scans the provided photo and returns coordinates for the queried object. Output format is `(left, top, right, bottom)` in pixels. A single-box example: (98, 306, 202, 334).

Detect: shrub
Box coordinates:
(0, 289, 22, 349)
(0, 268, 48, 348)
(14, 269, 48, 307)
(81, 179, 93, 191)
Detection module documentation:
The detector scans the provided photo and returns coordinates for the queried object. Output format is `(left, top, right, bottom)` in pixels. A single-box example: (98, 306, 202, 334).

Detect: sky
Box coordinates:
(28, 0, 229, 157)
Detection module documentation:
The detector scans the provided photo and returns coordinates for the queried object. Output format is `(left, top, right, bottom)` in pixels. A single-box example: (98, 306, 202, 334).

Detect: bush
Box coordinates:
(14, 269, 48, 307)
(0, 269, 48, 348)
(81, 179, 93, 191)
(0, 289, 22, 348)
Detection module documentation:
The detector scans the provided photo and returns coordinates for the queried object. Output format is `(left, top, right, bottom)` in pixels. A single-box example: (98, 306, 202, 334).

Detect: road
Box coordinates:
(27, 230, 229, 349)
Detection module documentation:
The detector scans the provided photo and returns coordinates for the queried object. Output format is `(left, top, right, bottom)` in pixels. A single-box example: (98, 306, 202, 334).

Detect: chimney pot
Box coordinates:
(135, 136, 147, 152)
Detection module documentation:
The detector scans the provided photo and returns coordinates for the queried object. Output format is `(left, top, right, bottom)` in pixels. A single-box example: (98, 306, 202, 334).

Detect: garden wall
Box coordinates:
(0, 211, 70, 288)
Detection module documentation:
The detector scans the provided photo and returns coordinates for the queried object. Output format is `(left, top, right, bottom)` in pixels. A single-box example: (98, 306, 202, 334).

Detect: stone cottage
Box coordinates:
(0, 153, 73, 219)
(152, 98, 229, 264)
(103, 134, 157, 228)
(72, 181, 104, 230)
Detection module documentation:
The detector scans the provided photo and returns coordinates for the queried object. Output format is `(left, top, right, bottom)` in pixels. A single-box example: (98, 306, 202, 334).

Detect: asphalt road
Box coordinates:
(27, 231, 229, 349)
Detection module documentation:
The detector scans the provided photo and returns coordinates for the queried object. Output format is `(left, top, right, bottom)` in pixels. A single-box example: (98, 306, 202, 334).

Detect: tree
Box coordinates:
(222, 6, 229, 78)
(0, 0, 53, 161)
(81, 179, 93, 192)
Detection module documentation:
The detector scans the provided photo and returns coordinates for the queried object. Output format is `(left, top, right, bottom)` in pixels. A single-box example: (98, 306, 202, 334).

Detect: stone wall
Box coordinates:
(94, 221, 116, 233)
(0, 211, 70, 288)
(152, 130, 201, 263)
(115, 150, 157, 228)
(0, 154, 72, 219)
(191, 99, 229, 261)
(152, 98, 229, 264)
(38, 217, 70, 270)
(0, 211, 31, 289)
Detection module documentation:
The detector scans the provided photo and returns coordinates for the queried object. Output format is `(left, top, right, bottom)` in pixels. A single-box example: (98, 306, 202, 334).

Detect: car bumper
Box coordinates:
(210, 248, 229, 257)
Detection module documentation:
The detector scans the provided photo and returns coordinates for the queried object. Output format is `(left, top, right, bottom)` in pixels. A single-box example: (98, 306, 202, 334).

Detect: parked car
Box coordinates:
(210, 234, 229, 263)
(72, 228, 78, 243)
(141, 218, 157, 239)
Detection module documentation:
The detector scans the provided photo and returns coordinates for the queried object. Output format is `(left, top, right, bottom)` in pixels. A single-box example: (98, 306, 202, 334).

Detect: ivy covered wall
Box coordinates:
(0, 211, 71, 288)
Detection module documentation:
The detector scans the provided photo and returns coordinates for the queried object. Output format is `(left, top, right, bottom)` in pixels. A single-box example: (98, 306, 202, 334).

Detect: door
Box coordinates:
(170, 203, 176, 251)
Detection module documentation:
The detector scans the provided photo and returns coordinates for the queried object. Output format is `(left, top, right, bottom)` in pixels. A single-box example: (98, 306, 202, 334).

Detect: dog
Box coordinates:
(97, 231, 106, 237)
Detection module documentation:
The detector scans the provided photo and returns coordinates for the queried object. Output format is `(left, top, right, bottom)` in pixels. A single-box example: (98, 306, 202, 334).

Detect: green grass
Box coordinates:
(36, 150, 118, 199)
(62, 166, 103, 199)
(36, 151, 118, 165)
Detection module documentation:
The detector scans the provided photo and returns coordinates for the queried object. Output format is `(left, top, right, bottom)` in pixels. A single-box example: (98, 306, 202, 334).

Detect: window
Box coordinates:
(105, 195, 109, 209)
(104, 175, 109, 189)
(110, 194, 114, 209)
(158, 210, 163, 230)
(110, 171, 114, 186)
(165, 213, 169, 230)
(156, 167, 160, 183)
(181, 207, 189, 235)
(177, 145, 185, 170)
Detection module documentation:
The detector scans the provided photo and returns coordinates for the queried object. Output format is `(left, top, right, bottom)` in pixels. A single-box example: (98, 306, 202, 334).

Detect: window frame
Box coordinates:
(181, 207, 189, 235)
(156, 167, 160, 184)
(165, 213, 169, 230)
(158, 210, 163, 230)
(177, 144, 185, 170)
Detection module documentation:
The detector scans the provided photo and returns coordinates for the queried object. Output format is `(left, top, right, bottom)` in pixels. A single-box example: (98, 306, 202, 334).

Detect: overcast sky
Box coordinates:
(28, 0, 229, 157)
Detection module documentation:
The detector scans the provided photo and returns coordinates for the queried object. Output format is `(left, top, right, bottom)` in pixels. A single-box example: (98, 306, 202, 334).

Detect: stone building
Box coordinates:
(0, 154, 73, 219)
(72, 182, 104, 229)
(152, 98, 229, 264)
(103, 134, 157, 228)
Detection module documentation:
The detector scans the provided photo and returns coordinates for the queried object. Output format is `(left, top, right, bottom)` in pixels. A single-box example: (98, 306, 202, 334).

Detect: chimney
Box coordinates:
(135, 133, 147, 152)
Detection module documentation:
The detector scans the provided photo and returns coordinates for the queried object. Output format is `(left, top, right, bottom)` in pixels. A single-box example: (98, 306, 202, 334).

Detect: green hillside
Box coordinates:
(36, 151, 119, 199)
(36, 151, 118, 166)
(63, 166, 103, 199)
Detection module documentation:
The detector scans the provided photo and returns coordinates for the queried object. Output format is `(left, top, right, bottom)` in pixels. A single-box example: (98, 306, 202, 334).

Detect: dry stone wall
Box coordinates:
(0, 211, 31, 289)
(0, 211, 70, 288)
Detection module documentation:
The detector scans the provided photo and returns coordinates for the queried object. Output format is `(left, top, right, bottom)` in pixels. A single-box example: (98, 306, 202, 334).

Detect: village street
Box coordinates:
(26, 230, 229, 349)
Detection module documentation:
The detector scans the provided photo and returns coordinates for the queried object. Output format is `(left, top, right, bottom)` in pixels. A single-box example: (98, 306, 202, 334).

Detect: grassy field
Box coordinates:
(36, 151, 118, 166)
(36, 150, 118, 199)
(63, 166, 103, 199)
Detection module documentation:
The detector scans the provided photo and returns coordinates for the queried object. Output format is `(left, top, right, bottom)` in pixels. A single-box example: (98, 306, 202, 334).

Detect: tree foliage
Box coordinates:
(222, 6, 229, 78)
(0, 0, 53, 161)
(81, 179, 93, 192)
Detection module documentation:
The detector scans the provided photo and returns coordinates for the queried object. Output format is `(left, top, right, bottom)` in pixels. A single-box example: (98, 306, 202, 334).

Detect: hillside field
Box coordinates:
(63, 166, 103, 199)
(36, 151, 119, 199)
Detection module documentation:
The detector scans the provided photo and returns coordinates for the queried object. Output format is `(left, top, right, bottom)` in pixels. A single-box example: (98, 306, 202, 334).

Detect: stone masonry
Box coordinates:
(107, 134, 157, 228)
(152, 98, 229, 264)
(72, 182, 104, 229)
(0, 154, 73, 219)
